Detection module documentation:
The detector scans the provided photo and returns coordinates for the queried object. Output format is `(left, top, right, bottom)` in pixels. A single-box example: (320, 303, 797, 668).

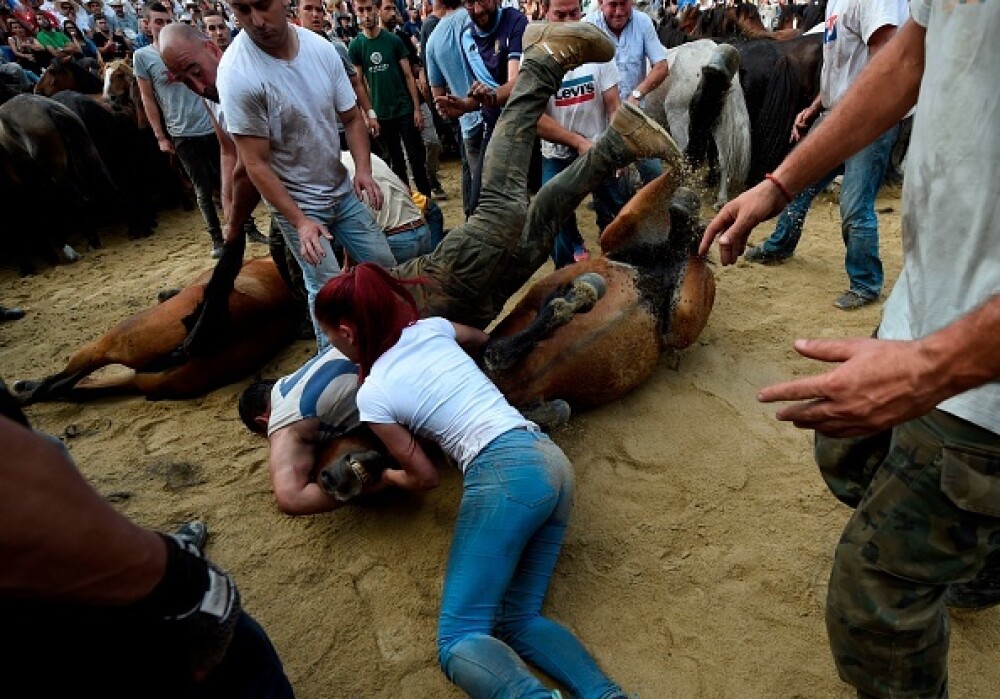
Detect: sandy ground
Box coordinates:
(2, 162, 997, 698)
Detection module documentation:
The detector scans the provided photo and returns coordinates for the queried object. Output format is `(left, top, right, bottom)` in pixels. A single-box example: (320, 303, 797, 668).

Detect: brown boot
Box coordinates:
(522, 21, 615, 71)
(610, 102, 683, 170)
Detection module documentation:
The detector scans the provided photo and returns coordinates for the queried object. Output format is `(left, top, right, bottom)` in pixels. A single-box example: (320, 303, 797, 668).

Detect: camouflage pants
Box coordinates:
(816, 410, 1000, 698)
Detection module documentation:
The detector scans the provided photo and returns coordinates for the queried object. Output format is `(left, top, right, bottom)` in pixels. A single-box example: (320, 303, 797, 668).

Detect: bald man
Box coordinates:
(160, 23, 267, 248)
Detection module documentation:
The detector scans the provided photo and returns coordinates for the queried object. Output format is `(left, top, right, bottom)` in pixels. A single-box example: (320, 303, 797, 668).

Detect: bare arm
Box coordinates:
(213, 119, 260, 243)
(758, 295, 1000, 437)
(0, 417, 165, 604)
(399, 56, 424, 130)
(368, 422, 439, 491)
(268, 420, 345, 516)
(341, 104, 384, 210)
(451, 322, 490, 356)
(630, 60, 668, 105)
(602, 84, 621, 120)
(701, 19, 925, 263)
(137, 76, 173, 153)
(537, 114, 592, 154)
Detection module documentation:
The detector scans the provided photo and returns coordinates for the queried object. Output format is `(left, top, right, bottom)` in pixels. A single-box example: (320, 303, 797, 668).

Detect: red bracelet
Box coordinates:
(765, 173, 793, 204)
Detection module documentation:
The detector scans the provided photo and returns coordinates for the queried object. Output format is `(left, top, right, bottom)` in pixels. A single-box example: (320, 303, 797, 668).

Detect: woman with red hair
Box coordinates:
(314, 262, 628, 698)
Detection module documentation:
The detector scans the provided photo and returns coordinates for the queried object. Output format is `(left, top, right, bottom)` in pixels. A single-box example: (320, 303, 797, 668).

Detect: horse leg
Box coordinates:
(484, 272, 608, 375)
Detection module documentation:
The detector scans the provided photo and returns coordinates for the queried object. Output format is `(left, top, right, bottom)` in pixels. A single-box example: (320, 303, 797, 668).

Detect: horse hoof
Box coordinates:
(0, 306, 25, 322)
(13, 379, 40, 393)
(574, 272, 608, 301)
(552, 272, 608, 322)
(157, 289, 182, 304)
(519, 399, 571, 431)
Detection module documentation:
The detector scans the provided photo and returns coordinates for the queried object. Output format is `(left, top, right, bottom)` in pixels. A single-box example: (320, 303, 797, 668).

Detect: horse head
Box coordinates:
(35, 56, 103, 97)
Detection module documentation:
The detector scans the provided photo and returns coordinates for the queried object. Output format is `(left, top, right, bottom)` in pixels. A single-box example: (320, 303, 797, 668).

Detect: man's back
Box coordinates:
(218, 26, 358, 209)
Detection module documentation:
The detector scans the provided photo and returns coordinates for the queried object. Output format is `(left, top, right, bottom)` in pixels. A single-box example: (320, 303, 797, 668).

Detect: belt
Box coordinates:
(384, 219, 424, 236)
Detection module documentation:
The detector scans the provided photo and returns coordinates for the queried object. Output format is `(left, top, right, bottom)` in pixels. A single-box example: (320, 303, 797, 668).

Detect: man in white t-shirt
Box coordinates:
(540, 0, 621, 267)
(218, 0, 397, 352)
(701, 2, 1000, 695)
(743, 0, 909, 313)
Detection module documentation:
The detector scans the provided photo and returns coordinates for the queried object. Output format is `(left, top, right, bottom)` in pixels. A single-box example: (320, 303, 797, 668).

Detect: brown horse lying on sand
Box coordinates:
(319, 172, 715, 500)
(14, 173, 712, 417)
(14, 256, 299, 403)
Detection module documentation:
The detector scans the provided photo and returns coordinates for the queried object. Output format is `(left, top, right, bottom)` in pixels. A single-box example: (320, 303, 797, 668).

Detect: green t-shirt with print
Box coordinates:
(348, 29, 413, 120)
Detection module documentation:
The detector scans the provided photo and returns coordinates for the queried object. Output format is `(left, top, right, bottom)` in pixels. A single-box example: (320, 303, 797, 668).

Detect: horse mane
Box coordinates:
(746, 49, 799, 184)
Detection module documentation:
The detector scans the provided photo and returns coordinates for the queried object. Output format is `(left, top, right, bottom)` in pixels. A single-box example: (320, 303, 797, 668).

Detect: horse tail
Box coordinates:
(685, 65, 732, 167)
(712, 75, 750, 202)
(748, 53, 798, 185)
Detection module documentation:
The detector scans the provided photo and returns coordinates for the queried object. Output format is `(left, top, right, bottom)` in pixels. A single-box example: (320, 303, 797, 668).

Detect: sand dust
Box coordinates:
(2, 164, 997, 698)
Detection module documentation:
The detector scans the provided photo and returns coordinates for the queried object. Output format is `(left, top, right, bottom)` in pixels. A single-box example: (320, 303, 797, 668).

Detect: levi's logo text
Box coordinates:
(554, 75, 597, 108)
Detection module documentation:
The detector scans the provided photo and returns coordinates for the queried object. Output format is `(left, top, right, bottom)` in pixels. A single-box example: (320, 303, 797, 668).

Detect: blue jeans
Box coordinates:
(386, 222, 435, 263)
(635, 156, 662, 185)
(272, 193, 396, 351)
(438, 429, 624, 699)
(542, 155, 626, 268)
(756, 123, 899, 299)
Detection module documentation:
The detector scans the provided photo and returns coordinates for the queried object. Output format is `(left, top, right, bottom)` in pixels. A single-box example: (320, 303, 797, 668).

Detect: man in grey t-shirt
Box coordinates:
(134, 2, 226, 257)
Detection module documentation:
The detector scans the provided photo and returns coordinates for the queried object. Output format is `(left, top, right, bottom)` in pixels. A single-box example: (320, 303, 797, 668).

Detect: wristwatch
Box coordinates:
(367, 108, 378, 120)
(630, 88, 643, 101)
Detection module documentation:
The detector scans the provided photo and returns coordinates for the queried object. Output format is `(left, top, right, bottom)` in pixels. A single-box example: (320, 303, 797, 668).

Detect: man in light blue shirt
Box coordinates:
(425, 0, 486, 219)
(586, 0, 668, 184)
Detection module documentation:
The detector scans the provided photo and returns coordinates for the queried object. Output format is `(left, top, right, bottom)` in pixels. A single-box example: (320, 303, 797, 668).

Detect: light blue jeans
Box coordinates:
(272, 193, 396, 351)
(755, 123, 899, 300)
(386, 223, 435, 264)
(437, 429, 625, 699)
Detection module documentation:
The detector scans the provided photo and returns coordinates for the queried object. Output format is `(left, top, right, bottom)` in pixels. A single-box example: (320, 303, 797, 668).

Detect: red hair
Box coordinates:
(314, 263, 421, 380)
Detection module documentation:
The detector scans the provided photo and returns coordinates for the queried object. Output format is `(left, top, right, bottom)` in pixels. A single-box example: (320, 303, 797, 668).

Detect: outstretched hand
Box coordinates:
(758, 337, 946, 437)
(698, 179, 789, 264)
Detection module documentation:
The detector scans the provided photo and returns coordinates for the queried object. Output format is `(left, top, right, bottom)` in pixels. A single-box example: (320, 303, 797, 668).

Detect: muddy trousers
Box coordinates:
(396, 52, 564, 327)
(397, 54, 631, 328)
(816, 411, 1000, 698)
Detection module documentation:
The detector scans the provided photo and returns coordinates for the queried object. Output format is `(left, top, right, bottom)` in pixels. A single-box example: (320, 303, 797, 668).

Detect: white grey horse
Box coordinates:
(644, 39, 750, 209)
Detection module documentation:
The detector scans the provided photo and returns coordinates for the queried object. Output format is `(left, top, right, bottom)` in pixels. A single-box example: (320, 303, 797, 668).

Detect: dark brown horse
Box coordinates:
(0, 94, 116, 274)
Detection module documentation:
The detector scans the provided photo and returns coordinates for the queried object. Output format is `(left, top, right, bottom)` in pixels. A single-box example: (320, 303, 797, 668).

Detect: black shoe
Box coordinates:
(0, 306, 25, 322)
(744, 245, 791, 265)
(172, 520, 208, 553)
(833, 290, 878, 311)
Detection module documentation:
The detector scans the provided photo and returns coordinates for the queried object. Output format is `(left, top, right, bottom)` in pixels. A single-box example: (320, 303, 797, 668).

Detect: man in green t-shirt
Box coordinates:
(34, 13, 79, 60)
(349, 0, 432, 197)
